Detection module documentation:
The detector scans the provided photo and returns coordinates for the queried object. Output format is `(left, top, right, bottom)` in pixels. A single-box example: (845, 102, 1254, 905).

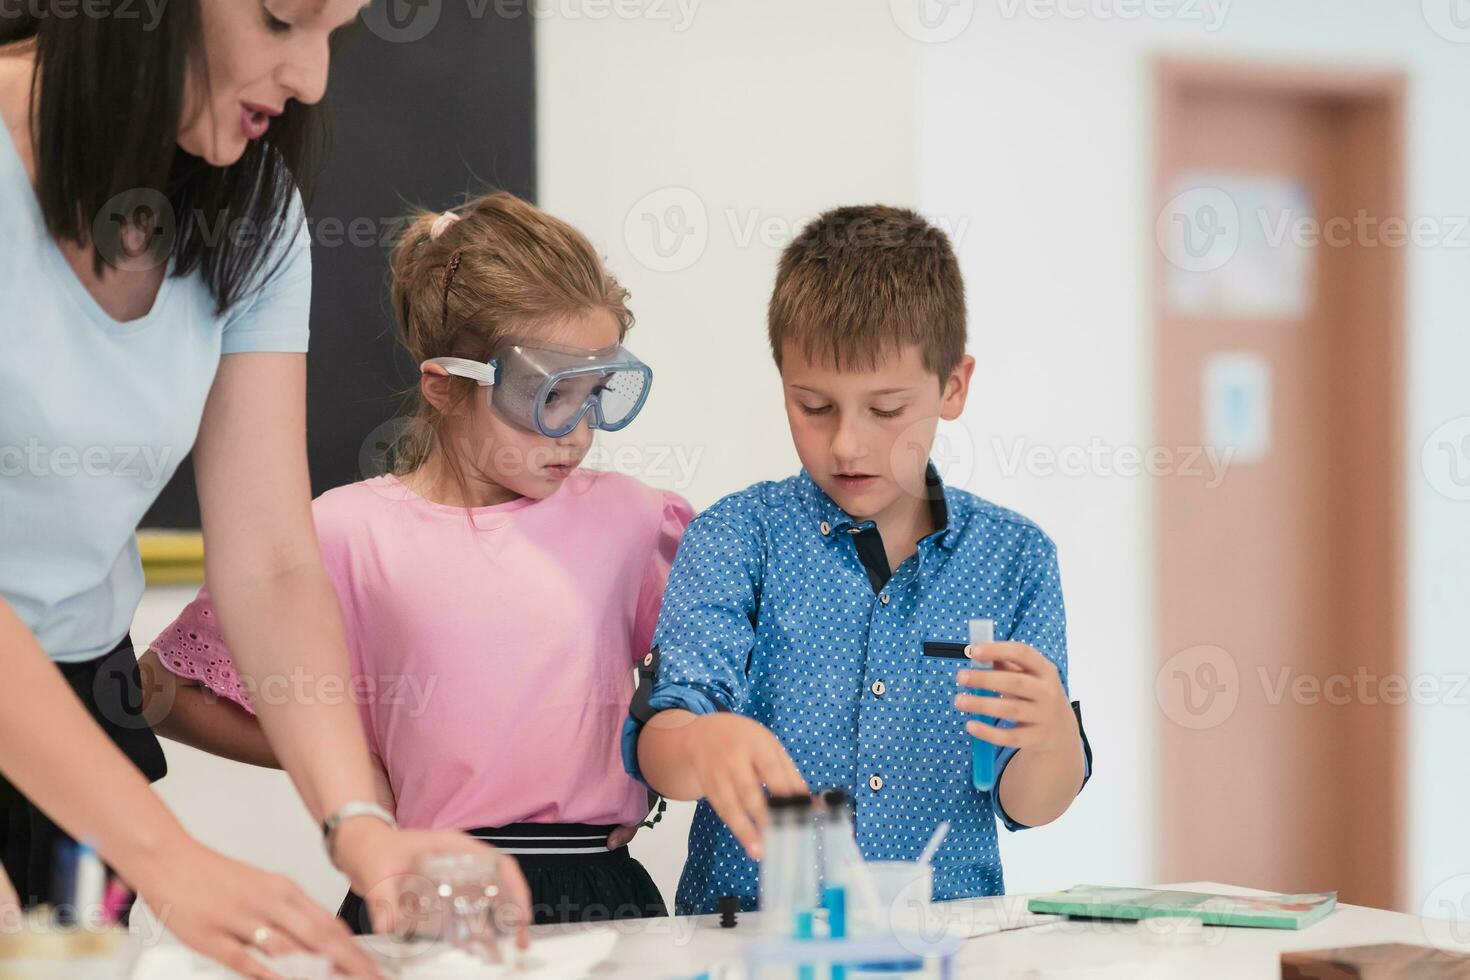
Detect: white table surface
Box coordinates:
(136, 881, 1470, 978)
(525, 881, 1470, 979)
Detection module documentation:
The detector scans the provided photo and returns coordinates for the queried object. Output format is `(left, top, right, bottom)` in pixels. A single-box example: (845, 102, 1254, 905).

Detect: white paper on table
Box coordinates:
(370, 927, 619, 980)
(941, 908, 1064, 939)
(1016, 962, 1177, 979)
(131, 927, 618, 979)
(131, 947, 331, 980)
(922, 896, 1065, 940)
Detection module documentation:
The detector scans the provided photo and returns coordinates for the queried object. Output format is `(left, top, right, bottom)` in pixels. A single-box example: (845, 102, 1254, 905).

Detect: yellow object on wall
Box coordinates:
(137, 530, 205, 586)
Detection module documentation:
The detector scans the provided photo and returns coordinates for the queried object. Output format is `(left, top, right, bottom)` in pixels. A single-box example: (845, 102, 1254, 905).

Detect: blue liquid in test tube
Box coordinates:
(968, 618, 997, 791)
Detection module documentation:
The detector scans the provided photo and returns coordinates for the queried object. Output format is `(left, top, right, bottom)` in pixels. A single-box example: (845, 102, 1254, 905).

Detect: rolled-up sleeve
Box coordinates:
(992, 529, 1093, 831)
(620, 502, 766, 784)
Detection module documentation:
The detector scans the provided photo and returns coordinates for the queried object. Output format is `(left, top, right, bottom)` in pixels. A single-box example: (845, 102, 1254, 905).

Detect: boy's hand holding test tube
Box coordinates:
(955, 641, 1080, 753)
(957, 635, 1088, 827)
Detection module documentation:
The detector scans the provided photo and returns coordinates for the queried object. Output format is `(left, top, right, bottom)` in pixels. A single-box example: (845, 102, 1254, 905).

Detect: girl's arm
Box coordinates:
(139, 648, 280, 769)
(142, 639, 399, 847)
(369, 757, 397, 816)
(192, 352, 530, 942)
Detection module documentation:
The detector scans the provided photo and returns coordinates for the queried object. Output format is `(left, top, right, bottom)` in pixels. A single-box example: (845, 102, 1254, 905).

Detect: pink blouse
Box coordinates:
(150, 470, 694, 831)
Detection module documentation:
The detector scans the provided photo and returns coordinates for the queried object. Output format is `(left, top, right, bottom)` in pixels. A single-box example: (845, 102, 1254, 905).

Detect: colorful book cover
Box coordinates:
(1026, 885, 1338, 930)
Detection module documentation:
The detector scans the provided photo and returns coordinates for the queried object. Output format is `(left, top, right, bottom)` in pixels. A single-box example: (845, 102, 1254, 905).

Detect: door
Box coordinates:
(1153, 62, 1406, 910)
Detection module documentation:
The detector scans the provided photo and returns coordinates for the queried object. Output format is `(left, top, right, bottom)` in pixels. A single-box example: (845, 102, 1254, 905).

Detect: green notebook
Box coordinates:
(1027, 885, 1338, 930)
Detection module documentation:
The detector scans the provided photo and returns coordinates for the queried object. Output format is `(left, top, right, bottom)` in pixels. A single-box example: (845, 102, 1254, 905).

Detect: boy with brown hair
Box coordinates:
(621, 205, 1092, 914)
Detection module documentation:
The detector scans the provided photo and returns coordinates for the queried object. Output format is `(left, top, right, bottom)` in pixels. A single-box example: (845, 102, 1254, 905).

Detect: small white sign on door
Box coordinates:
(1161, 173, 1314, 320)
(1203, 352, 1271, 464)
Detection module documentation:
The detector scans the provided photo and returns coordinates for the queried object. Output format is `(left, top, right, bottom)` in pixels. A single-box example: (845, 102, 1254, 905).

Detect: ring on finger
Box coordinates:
(251, 925, 273, 949)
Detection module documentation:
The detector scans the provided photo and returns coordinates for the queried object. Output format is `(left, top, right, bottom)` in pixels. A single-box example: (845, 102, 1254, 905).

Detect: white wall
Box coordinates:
(913, 0, 1470, 911)
(917, 19, 1157, 900)
(534, 0, 920, 905)
(133, 0, 1470, 922)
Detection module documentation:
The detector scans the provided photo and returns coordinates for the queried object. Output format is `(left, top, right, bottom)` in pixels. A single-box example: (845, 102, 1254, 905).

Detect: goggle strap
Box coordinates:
(420, 357, 497, 387)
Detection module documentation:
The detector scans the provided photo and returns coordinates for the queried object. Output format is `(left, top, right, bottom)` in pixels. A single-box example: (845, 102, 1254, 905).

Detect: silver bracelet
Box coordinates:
(321, 801, 397, 864)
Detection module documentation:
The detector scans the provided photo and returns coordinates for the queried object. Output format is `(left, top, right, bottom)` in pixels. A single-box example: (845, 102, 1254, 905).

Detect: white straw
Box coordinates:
(917, 821, 951, 866)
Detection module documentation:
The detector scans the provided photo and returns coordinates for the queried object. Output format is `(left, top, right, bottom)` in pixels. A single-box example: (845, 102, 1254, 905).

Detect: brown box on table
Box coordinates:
(1281, 943, 1470, 979)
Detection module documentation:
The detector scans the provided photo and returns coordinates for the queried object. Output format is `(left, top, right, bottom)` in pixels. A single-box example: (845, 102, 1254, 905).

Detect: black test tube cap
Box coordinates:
(820, 788, 850, 810)
(768, 793, 813, 810)
(717, 895, 740, 928)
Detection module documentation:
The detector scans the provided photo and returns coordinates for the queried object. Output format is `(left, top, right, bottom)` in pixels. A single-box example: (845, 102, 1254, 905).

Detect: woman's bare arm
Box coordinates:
(192, 352, 380, 822)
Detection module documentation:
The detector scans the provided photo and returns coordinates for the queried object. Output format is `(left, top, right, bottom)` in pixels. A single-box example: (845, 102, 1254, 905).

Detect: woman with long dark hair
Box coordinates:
(0, 2, 528, 974)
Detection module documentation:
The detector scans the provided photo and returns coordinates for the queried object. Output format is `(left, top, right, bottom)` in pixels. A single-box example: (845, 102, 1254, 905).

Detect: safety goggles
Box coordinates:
(421, 343, 653, 438)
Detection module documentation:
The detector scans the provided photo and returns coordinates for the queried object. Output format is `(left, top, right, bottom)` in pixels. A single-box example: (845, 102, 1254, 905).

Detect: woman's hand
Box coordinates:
(330, 821, 532, 951)
(128, 839, 379, 980)
(0, 605, 373, 975)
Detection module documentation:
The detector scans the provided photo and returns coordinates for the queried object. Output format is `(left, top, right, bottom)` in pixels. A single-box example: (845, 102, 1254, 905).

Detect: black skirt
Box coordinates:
(0, 635, 167, 909)
(337, 822, 668, 933)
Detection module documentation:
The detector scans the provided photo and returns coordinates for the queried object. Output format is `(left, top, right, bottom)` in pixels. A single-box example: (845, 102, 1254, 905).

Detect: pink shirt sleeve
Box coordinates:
(630, 490, 695, 660)
(149, 587, 255, 714)
(148, 494, 353, 719)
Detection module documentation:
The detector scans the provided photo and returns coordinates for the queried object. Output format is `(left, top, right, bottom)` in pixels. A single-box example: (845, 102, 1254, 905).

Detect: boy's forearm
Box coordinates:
(636, 709, 705, 800)
(140, 650, 281, 769)
(996, 732, 1086, 827)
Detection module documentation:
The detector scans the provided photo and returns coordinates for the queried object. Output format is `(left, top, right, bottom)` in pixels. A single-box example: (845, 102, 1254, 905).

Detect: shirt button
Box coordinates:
(870, 679, 886, 697)
(879, 593, 891, 605)
(868, 774, 884, 792)
(820, 521, 831, 535)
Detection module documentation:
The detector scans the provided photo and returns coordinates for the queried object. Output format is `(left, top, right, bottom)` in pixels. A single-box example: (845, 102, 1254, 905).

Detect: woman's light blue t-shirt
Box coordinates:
(0, 122, 312, 664)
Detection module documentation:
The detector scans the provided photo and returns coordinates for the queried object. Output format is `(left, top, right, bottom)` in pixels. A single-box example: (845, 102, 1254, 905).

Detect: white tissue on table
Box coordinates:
(130, 924, 618, 978)
(130, 946, 331, 979)
(392, 928, 619, 979)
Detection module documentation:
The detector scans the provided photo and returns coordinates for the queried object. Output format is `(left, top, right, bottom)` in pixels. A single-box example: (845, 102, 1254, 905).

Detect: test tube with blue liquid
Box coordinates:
(819, 790, 853, 980)
(968, 618, 997, 792)
(758, 794, 819, 980)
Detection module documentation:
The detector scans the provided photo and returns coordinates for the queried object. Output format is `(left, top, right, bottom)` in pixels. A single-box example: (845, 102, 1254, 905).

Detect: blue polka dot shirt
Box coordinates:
(621, 463, 1088, 915)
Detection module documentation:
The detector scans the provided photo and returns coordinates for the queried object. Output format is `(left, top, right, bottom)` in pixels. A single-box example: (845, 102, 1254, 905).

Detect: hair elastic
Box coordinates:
(430, 210, 461, 240)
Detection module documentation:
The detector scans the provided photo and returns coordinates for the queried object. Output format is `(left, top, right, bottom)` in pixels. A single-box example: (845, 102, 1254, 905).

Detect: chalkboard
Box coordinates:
(142, 5, 536, 528)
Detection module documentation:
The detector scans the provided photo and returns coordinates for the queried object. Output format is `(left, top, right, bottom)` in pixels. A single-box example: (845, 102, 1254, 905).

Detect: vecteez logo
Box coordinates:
(1156, 644, 1239, 730)
(890, 0, 976, 43)
(361, 0, 442, 43)
(92, 188, 176, 274)
(1422, 0, 1470, 42)
(1156, 186, 1241, 274)
(623, 187, 709, 273)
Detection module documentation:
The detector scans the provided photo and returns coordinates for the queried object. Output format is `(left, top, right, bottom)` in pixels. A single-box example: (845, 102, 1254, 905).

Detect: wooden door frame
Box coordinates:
(1152, 58, 1408, 909)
